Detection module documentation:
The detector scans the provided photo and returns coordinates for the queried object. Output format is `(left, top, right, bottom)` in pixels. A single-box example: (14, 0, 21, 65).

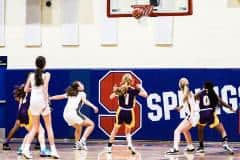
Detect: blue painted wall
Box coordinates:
(2, 69, 240, 141)
(0, 56, 7, 128)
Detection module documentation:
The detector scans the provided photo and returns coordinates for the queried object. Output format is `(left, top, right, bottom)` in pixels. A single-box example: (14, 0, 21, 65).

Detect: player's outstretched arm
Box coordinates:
(24, 73, 32, 93)
(175, 105, 184, 112)
(82, 98, 99, 113)
(218, 96, 234, 111)
(49, 94, 67, 101)
(136, 84, 148, 98)
(110, 84, 119, 99)
(194, 90, 203, 100)
(110, 93, 117, 100)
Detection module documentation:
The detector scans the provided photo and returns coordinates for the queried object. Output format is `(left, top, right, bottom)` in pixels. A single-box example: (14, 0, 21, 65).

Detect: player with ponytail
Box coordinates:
(22, 56, 60, 159)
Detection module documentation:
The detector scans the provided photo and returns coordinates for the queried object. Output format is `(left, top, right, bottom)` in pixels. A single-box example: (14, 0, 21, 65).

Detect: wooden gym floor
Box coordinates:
(1, 141, 240, 160)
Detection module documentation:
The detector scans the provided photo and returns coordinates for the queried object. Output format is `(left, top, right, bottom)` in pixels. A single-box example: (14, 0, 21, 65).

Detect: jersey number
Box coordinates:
(125, 93, 129, 105)
(203, 95, 210, 106)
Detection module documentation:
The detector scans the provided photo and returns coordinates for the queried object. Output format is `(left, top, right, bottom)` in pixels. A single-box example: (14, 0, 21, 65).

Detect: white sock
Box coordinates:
(173, 130, 180, 150)
(173, 142, 179, 151)
(126, 134, 132, 147)
(50, 145, 57, 153)
(80, 137, 86, 143)
(23, 144, 30, 152)
(40, 143, 46, 151)
(20, 144, 25, 150)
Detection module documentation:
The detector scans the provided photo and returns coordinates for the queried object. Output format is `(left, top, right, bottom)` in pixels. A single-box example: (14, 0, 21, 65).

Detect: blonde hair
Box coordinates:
(120, 73, 133, 86)
(178, 77, 189, 89)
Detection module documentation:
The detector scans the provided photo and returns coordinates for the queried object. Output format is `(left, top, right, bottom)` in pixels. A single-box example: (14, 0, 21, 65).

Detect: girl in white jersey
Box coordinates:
(22, 56, 59, 159)
(49, 81, 98, 150)
(166, 77, 200, 154)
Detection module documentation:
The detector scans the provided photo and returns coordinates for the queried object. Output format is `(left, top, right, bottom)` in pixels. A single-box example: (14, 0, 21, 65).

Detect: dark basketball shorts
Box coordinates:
(18, 110, 32, 130)
(198, 109, 219, 128)
(115, 107, 135, 128)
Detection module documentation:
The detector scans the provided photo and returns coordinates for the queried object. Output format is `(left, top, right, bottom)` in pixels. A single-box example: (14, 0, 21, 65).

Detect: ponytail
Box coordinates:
(34, 56, 46, 86)
(35, 68, 43, 86)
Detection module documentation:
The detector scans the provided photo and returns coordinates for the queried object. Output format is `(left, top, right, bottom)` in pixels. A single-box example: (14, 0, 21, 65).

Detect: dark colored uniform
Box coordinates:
(115, 87, 140, 128)
(17, 97, 32, 129)
(198, 90, 219, 128)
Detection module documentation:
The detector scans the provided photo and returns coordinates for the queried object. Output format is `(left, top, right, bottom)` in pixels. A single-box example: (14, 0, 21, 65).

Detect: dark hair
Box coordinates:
(13, 84, 26, 101)
(35, 56, 46, 86)
(204, 81, 218, 106)
(66, 81, 80, 96)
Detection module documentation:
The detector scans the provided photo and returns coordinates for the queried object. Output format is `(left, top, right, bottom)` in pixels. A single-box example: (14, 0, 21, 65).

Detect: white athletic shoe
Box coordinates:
(184, 145, 195, 152)
(105, 146, 112, 153)
(16, 147, 23, 155)
(79, 140, 88, 151)
(40, 148, 51, 157)
(50, 150, 60, 159)
(128, 146, 137, 155)
(73, 142, 81, 150)
(196, 146, 205, 153)
(166, 148, 179, 155)
(223, 143, 234, 155)
(22, 150, 33, 159)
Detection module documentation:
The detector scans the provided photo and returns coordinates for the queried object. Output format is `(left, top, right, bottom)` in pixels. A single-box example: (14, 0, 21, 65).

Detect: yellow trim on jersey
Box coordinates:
(209, 112, 220, 128)
(114, 107, 121, 128)
(126, 98, 136, 129)
(126, 109, 135, 129)
(198, 122, 207, 127)
(19, 110, 33, 130)
(198, 112, 220, 128)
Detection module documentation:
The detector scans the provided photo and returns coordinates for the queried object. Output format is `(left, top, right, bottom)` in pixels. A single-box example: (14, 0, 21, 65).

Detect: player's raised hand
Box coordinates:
(230, 105, 237, 112)
(93, 106, 99, 113)
(136, 84, 142, 89)
(113, 84, 118, 92)
(175, 105, 183, 112)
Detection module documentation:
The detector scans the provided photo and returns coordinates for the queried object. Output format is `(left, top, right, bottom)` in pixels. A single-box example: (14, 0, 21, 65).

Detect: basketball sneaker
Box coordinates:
(40, 148, 51, 157)
(223, 143, 234, 155)
(50, 150, 60, 159)
(184, 145, 195, 152)
(196, 146, 205, 153)
(22, 150, 33, 159)
(2, 143, 11, 150)
(73, 141, 81, 150)
(128, 146, 137, 155)
(16, 147, 23, 155)
(166, 148, 179, 155)
(79, 140, 88, 151)
(105, 146, 112, 153)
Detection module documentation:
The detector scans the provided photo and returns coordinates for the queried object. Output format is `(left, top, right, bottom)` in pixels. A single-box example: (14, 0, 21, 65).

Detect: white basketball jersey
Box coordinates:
(30, 73, 46, 100)
(64, 92, 86, 113)
(182, 91, 200, 113)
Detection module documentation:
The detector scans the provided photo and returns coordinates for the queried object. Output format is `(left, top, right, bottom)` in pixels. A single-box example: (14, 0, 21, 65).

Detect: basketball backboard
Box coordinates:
(107, 0, 192, 17)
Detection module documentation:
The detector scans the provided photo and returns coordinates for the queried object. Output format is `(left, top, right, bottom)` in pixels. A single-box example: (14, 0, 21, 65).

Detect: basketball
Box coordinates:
(132, 8, 144, 19)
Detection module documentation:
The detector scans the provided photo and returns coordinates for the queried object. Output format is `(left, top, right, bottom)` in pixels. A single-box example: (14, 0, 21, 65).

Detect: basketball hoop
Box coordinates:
(131, 5, 153, 19)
